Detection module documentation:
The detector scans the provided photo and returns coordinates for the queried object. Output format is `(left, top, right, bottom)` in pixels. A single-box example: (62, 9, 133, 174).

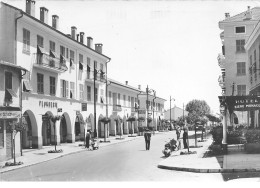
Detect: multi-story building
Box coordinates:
(164, 106, 188, 122)
(245, 17, 260, 128)
(0, 0, 166, 161)
(218, 6, 260, 126)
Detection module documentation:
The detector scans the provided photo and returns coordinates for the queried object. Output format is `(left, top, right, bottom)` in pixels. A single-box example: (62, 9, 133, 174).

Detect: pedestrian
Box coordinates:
(144, 129, 152, 150)
(176, 126, 181, 140)
(85, 130, 91, 150)
(183, 128, 188, 149)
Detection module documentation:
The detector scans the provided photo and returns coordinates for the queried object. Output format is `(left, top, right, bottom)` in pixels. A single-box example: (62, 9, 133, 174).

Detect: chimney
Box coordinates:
(76, 34, 80, 42)
(87, 37, 93, 48)
(71, 26, 77, 40)
(138, 85, 141, 90)
(95, 43, 103, 54)
(26, 0, 35, 17)
(245, 6, 252, 20)
(40, 7, 49, 24)
(52, 15, 59, 30)
(125, 81, 128, 85)
(80, 32, 85, 44)
(225, 13, 230, 19)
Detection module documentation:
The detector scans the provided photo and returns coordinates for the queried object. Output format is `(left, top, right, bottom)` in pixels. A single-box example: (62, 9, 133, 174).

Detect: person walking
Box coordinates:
(176, 126, 181, 140)
(183, 128, 188, 149)
(144, 129, 152, 150)
(85, 130, 91, 150)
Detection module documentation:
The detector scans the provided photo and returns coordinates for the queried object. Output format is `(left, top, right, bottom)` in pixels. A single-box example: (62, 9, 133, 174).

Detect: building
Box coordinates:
(218, 6, 260, 126)
(164, 106, 188, 122)
(0, 0, 166, 161)
(245, 17, 260, 128)
(0, 60, 27, 161)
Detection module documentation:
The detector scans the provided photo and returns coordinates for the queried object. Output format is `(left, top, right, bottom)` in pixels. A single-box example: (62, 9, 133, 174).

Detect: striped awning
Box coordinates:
(23, 80, 33, 91)
(6, 89, 17, 98)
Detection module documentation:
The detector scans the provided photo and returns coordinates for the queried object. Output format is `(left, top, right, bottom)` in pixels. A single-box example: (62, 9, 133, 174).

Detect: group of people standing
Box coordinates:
(176, 126, 189, 149)
(85, 130, 99, 150)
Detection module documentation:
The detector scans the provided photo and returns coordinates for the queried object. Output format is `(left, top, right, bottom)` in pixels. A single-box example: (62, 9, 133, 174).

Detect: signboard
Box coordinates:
(219, 95, 260, 112)
(82, 103, 87, 111)
(0, 111, 21, 119)
(57, 108, 62, 112)
(138, 109, 146, 114)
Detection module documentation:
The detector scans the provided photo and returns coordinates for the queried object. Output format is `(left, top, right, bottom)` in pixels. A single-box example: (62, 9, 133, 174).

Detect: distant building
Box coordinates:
(218, 6, 260, 126)
(164, 106, 188, 122)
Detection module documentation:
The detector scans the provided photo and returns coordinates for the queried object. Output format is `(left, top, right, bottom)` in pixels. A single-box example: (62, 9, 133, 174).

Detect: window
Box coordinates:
(70, 82, 75, 99)
(237, 62, 246, 76)
(23, 28, 30, 53)
(69, 50, 75, 70)
(66, 48, 69, 59)
(37, 73, 44, 94)
(118, 93, 121, 105)
(60, 80, 68, 98)
(60, 45, 66, 57)
(87, 86, 91, 101)
(95, 88, 98, 103)
(100, 89, 104, 103)
(5, 72, 12, 89)
(109, 91, 112, 104)
(128, 96, 130, 107)
(79, 84, 83, 100)
(37, 35, 44, 47)
(123, 95, 126, 106)
(50, 41, 55, 52)
(237, 85, 246, 96)
(236, 39, 245, 53)
(87, 57, 91, 79)
(79, 54, 83, 80)
(50, 76, 55, 96)
(235, 26, 245, 34)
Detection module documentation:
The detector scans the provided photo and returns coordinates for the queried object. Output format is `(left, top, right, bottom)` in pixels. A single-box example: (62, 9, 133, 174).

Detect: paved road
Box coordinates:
(0, 132, 226, 181)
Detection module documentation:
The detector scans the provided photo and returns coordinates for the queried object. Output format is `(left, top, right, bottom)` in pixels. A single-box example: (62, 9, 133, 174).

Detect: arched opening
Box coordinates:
(42, 111, 53, 146)
(75, 113, 84, 141)
(60, 114, 68, 143)
(22, 112, 32, 149)
(98, 114, 104, 138)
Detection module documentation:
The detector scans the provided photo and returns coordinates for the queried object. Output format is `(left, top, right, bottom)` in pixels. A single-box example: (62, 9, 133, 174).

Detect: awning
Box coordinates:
(60, 54, 66, 62)
(134, 102, 139, 108)
(23, 80, 33, 91)
(70, 59, 74, 67)
(50, 50, 58, 58)
(100, 96, 104, 103)
(0, 60, 27, 72)
(37, 45, 45, 54)
(6, 89, 17, 98)
(87, 65, 91, 72)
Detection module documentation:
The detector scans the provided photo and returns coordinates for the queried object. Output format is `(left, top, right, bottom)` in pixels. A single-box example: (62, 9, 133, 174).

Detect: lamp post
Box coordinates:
(152, 92, 156, 131)
(170, 96, 175, 130)
(146, 85, 156, 128)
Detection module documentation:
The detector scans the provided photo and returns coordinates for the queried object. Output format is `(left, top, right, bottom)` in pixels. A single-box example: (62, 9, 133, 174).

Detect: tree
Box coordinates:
(185, 99, 210, 125)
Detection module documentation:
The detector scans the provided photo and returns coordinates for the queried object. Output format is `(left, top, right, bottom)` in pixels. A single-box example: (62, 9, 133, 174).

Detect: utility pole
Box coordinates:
(94, 61, 97, 138)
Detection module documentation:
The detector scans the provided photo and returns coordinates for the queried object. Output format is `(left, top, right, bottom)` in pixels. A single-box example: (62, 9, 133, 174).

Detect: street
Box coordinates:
(0, 131, 226, 181)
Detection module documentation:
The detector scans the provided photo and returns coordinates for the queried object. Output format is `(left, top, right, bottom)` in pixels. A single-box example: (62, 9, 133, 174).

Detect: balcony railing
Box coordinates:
(86, 71, 106, 83)
(217, 53, 225, 69)
(113, 104, 122, 112)
(33, 53, 68, 73)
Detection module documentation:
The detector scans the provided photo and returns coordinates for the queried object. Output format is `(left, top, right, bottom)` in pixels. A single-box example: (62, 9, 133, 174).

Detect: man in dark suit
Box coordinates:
(144, 129, 152, 150)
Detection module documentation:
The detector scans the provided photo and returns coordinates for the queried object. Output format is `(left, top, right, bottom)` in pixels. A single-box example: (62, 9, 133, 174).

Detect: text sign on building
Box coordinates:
(82, 103, 87, 111)
(138, 109, 146, 114)
(0, 111, 21, 119)
(222, 96, 260, 111)
(39, 101, 58, 108)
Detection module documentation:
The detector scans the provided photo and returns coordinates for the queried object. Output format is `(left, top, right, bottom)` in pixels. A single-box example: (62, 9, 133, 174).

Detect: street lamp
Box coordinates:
(152, 92, 157, 131)
(170, 96, 175, 130)
(146, 85, 156, 128)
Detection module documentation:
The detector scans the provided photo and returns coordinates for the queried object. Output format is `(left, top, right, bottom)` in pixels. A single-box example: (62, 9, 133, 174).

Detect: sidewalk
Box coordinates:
(0, 133, 144, 174)
(158, 136, 260, 173)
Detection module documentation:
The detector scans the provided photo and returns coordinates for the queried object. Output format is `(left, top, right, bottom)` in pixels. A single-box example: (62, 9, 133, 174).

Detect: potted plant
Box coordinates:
(244, 128, 260, 153)
(48, 115, 63, 153)
(114, 116, 124, 140)
(100, 117, 111, 142)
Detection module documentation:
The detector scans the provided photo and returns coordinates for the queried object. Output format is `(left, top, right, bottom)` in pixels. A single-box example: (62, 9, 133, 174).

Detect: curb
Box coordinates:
(0, 135, 143, 174)
(157, 165, 260, 173)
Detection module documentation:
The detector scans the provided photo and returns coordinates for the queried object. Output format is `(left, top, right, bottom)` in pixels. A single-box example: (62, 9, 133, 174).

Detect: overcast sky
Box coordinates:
(5, 0, 260, 114)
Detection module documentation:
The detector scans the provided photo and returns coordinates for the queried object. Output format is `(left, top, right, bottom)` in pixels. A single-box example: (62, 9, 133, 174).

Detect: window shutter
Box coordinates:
(66, 81, 69, 97)
(60, 80, 63, 97)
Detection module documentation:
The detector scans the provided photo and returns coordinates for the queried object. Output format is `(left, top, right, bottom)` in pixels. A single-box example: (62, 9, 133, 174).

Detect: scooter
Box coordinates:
(162, 138, 179, 157)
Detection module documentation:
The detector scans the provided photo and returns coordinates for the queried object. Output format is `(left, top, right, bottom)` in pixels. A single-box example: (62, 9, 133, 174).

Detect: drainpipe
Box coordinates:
(15, 11, 24, 156)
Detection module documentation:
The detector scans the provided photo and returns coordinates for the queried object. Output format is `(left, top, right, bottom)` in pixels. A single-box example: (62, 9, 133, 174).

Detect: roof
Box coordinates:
(1, 2, 111, 61)
(220, 7, 260, 23)
(0, 60, 28, 72)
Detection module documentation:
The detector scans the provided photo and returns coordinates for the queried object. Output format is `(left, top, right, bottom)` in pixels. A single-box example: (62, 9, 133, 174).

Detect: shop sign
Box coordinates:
(39, 101, 58, 108)
(0, 111, 21, 119)
(82, 103, 87, 111)
(138, 109, 146, 114)
(222, 95, 260, 111)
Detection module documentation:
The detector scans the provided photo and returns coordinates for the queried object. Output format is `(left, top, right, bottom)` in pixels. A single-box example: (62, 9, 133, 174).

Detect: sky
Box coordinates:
(5, 0, 260, 114)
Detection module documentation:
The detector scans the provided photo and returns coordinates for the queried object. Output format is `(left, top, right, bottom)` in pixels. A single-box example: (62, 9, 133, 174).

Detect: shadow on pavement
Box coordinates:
(221, 172, 260, 182)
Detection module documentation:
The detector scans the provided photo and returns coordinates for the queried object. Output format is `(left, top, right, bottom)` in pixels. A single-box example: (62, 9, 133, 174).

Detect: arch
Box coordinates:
(60, 112, 72, 143)
(42, 111, 54, 146)
(231, 112, 239, 125)
(87, 113, 94, 132)
(74, 112, 84, 141)
(22, 110, 38, 148)
(98, 114, 104, 138)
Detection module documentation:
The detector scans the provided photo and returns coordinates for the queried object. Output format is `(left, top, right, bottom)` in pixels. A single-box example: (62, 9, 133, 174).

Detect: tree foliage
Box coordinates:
(185, 99, 210, 125)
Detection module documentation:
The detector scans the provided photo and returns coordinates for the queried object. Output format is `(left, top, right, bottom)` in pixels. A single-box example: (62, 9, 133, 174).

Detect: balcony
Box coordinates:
(113, 104, 122, 112)
(217, 53, 225, 69)
(85, 70, 106, 84)
(33, 53, 68, 73)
